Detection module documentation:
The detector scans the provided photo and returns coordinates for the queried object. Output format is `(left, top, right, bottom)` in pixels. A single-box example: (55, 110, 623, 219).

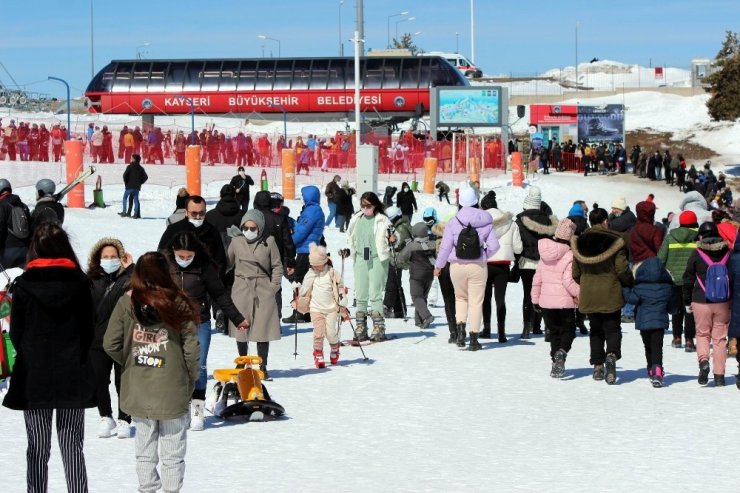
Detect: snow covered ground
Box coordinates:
(1, 163, 739, 492)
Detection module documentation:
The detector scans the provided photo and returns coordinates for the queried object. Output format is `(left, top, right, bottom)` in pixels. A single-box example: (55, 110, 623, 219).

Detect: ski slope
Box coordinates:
(0, 163, 738, 492)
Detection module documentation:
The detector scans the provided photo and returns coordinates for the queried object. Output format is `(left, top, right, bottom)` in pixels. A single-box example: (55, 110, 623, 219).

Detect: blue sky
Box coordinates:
(0, 0, 737, 99)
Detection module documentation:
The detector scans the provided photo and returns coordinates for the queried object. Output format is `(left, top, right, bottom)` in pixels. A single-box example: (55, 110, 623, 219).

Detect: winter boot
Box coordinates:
(671, 336, 682, 349)
(498, 327, 508, 343)
(729, 338, 738, 357)
(456, 323, 467, 348)
(448, 325, 458, 344)
(117, 211, 130, 218)
(191, 399, 206, 431)
(479, 327, 492, 339)
(652, 365, 664, 388)
(605, 353, 618, 385)
(551, 349, 566, 378)
(714, 374, 726, 387)
(370, 312, 386, 342)
(684, 338, 696, 353)
(467, 331, 482, 351)
(313, 350, 326, 369)
(698, 360, 710, 386)
(532, 326, 544, 335)
(592, 364, 605, 381)
(282, 312, 305, 324)
(520, 325, 531, 340)
(329, 344, 340, 365)
(260, 365, 272, 381)
(355, 311, 369, 341)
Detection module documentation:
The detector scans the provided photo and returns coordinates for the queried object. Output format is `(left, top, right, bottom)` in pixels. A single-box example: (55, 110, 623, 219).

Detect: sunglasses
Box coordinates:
(189, 211, 206, 218)
(243, 226, 259, 232)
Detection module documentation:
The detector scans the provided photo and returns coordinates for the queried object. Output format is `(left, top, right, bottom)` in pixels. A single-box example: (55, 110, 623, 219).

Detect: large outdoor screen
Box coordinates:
(432, 86, 503, 127)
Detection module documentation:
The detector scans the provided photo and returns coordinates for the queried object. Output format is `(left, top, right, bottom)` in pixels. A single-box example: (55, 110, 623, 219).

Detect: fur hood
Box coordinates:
(487, 208, 514, 237)
(520, 214, 558, 236)
(571, 227, 625, 264)
(697, 238, 728, 252)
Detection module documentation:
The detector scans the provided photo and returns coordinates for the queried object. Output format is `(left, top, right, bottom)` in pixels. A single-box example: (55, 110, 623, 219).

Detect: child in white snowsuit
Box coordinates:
(398, 222, 437, 328)
(297, 244, 349, 368)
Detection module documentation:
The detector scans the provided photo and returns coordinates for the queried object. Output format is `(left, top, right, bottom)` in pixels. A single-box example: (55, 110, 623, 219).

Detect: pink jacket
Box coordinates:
(531, 238, 580, 309)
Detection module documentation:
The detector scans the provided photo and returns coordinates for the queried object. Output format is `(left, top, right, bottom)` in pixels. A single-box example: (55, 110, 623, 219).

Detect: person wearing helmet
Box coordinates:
(32, 179, 64, 226)
(383, 206, 412, 319)
(0, 178, 32, 268)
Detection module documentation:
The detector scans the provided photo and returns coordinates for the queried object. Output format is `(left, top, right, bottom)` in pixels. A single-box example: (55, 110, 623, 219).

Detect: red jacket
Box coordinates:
(630, 201, 665, 263)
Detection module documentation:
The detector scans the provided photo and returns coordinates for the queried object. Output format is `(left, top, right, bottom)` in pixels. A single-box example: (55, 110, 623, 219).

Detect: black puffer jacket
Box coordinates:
(168, 255, 245, 326)
(3, 261, 96, 410)
(206, 196, 243, 253)
(683, 237, 731, 304)
(395, 182, 418, 217)
(515, 209, 558, 262)
(253, 191, 296, 268)
(608, 207, 637, 233)
(336, 187, 355, 217)
(90, 264, 134, 349)
(122, 162, 148, 190)
(0, 191, 31, 251)
(32, 197, 65, 225)
(383, 186, 397, 207)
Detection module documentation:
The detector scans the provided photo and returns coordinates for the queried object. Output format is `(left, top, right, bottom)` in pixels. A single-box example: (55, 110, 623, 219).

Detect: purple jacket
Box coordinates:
(435, 207, 499, 267)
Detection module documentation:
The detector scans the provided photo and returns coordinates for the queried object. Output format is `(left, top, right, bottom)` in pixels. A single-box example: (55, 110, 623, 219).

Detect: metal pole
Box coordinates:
(90, 0, 94, 79)
(354, 30, 361, 147)
(190, 100, 195, 145)
(357, 0, 364, 55)
(575, 21, 579, 92)
(48, 77, 71, 140)
(339, 0, 344, 56)
(470, 0, 475, 63)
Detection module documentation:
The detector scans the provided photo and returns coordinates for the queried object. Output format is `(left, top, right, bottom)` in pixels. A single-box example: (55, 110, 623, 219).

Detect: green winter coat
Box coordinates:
(657, 226, 698, 285)
(571, 226, 634, 314)
(104, 295, 199, 420)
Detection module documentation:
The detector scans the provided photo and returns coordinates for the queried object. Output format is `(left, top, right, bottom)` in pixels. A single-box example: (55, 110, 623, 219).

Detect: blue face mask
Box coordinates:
(175, 256, 194, 268)
(100, 258, 121, 274)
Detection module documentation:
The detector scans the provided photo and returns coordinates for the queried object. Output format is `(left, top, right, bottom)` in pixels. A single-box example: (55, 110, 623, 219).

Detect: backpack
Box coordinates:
(7, 202, 31, 240)
(696, 250, 731, 302)
(454, 218, 481, 260)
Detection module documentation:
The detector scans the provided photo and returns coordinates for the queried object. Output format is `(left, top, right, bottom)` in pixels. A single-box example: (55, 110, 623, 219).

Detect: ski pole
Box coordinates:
(344, 317, 368, 361)
(292, 288, 299, 359)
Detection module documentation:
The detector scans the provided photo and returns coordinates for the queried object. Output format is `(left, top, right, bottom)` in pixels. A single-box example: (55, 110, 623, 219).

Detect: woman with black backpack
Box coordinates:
(434, 187, 499, 351)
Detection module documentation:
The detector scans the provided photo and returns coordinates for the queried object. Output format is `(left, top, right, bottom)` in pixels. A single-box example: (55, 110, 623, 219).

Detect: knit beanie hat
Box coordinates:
(554, 218, 576, 242)
(611, 196, 628, 211)
(459, 187, 478, 207)
(308, 243, 328, 266)
(679, 210, 698, 227)
(241, 209, 265, 233)
(523, 186, 542, 210)
(568, 202, 585, 218)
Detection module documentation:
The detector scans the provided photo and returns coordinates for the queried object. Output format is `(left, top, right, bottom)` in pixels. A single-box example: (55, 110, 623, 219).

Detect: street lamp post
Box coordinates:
(268, 103, 288, 146)
(386, 11, 408, 47)
(339, 0, 344, 56)
(395, 16, 415, 41)
(175, 95, 196, 145)
(47, 77, 71, 140)
(257, 35, 281, 58)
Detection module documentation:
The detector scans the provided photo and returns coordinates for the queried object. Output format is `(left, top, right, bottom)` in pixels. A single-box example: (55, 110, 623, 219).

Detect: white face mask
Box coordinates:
(189, 218, 204, 228)
(244, 230, 259, 241)
(175, 256, 194, 268)
(100, 258, 121, 274)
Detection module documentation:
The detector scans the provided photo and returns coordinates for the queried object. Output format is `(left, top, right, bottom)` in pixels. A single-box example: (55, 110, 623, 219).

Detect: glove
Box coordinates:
(685, 305, 693, 314)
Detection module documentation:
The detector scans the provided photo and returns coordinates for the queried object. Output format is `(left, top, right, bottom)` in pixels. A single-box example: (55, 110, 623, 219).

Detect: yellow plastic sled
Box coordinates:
(211, 355, 285, 421)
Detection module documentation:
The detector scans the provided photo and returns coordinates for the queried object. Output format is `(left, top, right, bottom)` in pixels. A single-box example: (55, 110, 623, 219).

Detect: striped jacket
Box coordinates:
(657, 226, 698, 286)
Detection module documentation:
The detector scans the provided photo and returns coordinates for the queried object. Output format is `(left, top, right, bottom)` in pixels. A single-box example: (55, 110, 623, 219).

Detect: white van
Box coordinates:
(421, 52, 482, 78)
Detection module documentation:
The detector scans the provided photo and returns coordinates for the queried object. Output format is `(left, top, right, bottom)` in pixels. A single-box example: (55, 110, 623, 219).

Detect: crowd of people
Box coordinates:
(3, 156, 740, 491)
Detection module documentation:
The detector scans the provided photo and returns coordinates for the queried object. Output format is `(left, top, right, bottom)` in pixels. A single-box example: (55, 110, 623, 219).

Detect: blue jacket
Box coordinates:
(624, 256, 675, 331)
(292, 186, 325, 254)
(729, 240, 740, 338)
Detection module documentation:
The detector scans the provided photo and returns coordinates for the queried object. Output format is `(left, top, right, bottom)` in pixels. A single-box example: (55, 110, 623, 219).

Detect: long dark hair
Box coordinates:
(360, 191, 385, 216)
(165, 231, 206, 265)
(26, 222, 81, 270)
(131, 251, 198, 331)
